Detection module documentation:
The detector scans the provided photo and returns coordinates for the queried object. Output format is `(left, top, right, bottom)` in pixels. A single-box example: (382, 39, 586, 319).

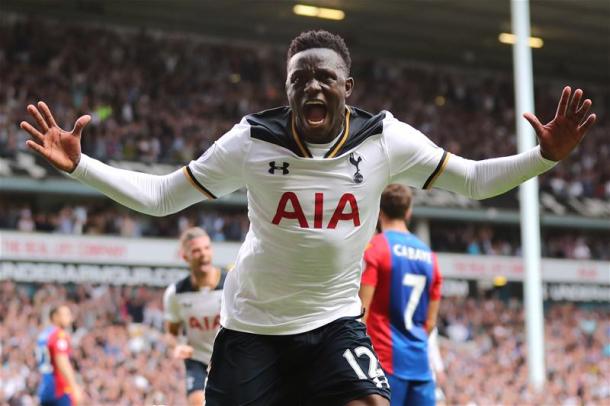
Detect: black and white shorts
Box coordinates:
(205, 316, 391, 406)
(184, 358, 208, 396)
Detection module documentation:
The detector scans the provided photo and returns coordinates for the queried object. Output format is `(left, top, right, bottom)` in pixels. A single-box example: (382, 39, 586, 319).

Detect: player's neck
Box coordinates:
(300, 118, 345, 145)
(380, 219, 409, 233)
(190, 266, 220, 289)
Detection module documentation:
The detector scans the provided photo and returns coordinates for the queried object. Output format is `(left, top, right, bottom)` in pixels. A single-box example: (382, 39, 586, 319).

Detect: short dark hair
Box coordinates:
(380, 184, 413, 220)
(287, 30, 351, 73)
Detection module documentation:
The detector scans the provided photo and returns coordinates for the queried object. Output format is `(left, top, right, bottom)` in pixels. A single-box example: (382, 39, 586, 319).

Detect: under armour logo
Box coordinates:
(349, 153, 363, 184)
(269, 161, 289, 175)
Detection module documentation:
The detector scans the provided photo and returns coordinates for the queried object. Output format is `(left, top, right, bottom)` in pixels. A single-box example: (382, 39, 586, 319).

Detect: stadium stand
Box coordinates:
(2, 281, 608, 405)
(438, 297, 610, 404)
(1, 18, 608, 205)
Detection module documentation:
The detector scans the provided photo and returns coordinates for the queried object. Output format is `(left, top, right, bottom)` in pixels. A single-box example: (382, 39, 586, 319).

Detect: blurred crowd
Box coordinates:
(0, 200, 249, 241)
(438, 297, 610, 405)
(1, 281, 608, 405)
(431, 223, 610, 261)
(0, 17, 608, 201)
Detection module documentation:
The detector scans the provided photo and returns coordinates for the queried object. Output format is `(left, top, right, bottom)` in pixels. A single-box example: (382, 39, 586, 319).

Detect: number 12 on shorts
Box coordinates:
(342, 346, 389, 389)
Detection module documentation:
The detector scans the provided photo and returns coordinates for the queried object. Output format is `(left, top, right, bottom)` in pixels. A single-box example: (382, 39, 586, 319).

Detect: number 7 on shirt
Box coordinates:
(402, 274, 426, 331)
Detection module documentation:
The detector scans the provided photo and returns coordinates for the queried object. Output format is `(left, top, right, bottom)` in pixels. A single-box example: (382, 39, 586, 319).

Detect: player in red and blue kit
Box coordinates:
(360, 184, 442, 406)
(36, 305, 83, 406)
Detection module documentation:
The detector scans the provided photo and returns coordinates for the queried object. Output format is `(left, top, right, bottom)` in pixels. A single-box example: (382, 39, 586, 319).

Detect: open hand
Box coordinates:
(173, 344, 194, 359)
(20, 101, 91, 172)
(524, 86, 596, 161)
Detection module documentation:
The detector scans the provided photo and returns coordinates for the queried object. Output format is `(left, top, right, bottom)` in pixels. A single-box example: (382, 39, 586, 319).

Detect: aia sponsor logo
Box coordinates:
(188, 315, 220, 331)
(272, 192, 360, 229)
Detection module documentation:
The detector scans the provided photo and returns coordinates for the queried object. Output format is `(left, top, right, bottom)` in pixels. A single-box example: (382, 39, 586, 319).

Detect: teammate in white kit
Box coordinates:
(163, 227, 224, 406)
(22, 30, 596, 406)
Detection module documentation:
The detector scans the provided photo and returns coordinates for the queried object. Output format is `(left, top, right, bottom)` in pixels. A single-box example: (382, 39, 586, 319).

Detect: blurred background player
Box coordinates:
(36, 305, 83, 406)
(163, 227, 225, 406)
(360, 184, 442, 406)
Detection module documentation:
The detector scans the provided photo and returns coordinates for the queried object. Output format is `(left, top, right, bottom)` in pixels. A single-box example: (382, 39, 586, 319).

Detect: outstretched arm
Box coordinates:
(71, 154, 203, 216)
(430, 87, 596, 199)
(21, 102, 203, 216)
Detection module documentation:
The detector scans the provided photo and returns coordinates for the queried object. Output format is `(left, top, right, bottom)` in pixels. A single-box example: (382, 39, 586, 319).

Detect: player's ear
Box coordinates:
(345, 77, 354, 98)
(405, 208, 413, 223)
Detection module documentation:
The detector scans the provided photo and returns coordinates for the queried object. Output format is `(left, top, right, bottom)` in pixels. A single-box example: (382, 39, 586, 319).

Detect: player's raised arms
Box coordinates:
(21, 87, 595, 213)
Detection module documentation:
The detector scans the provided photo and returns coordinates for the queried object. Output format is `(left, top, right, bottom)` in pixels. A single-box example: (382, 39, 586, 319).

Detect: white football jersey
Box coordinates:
(163, 273, 225, 363)
(183, 107, 447, 335)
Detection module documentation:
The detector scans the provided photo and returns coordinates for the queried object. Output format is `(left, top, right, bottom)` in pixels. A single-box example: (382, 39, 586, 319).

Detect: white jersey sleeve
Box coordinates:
(383, 113, 557, 199)
(183, 121, 251, 199)
(70, 155, 203, 216)
(382, 114, 446, 188)
(163, 284, 181, 324)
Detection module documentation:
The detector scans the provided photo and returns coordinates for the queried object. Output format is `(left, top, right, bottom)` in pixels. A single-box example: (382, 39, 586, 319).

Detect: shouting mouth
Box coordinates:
(303, 100, 327, 127)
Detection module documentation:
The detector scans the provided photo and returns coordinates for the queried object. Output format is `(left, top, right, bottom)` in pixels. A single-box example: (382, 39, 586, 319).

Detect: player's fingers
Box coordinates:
(72, 115, 91, 137)
(20, 121, 46, 143)
(523, 113, 544, 136)
(26, 139, 50, 158)
(577, 114, 596, 137)
(568, 89, 582, 116)
(27, 104, 49, 133)
(38, 101, 59, 128)
(556, 86, 571, 117)
(575, 99, 592, 123)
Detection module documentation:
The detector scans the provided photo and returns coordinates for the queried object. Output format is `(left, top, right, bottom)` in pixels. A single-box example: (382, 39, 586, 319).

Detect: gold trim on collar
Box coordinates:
(291, 107, 351, 159)
(327, 108, 351, 158)
(290, 113, 312, 158)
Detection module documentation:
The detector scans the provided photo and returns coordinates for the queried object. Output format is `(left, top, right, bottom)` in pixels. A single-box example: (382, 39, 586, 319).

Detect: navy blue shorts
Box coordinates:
(205, 316, 391, 406)
(184, 358, 208, 396)
(40, 394, 72, 406)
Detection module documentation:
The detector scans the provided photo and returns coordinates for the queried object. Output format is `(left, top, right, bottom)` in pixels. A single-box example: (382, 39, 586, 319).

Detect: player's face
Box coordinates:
(55, 306, 73, 329)
(184, 235, 213, 273)
(286, 48, 353, 143)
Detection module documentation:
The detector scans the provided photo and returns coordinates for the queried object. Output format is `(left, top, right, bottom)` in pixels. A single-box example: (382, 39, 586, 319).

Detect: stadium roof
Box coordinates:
(2, 0, 608, 82)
